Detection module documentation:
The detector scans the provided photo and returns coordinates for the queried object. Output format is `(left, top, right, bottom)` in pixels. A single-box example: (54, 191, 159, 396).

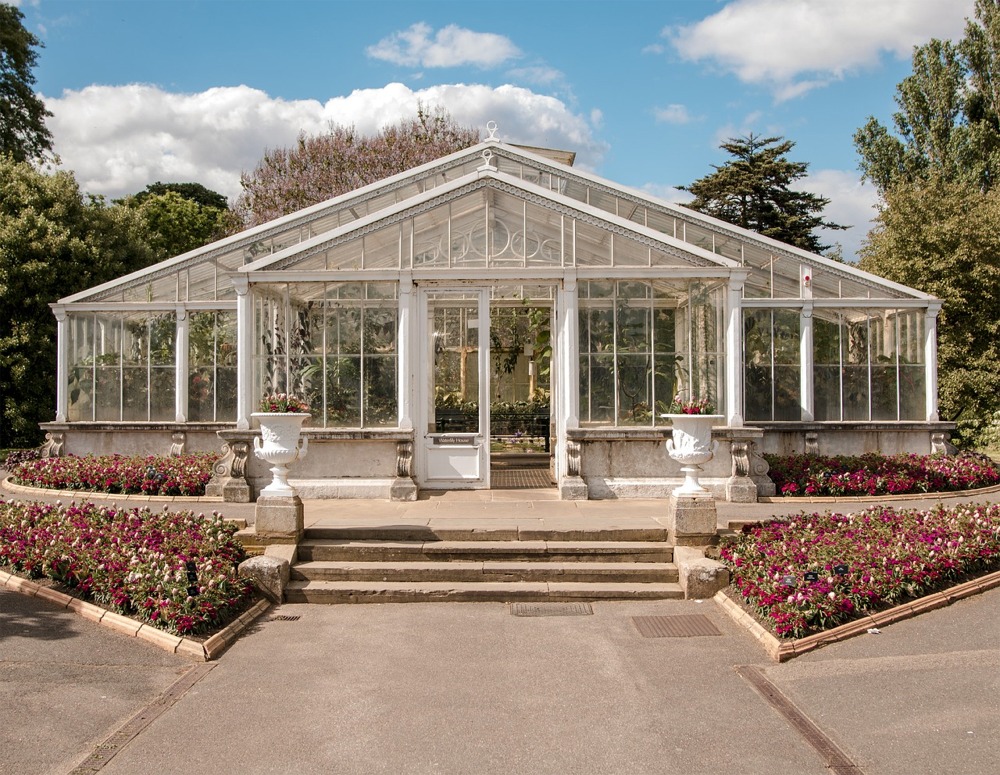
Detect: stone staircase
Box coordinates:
(284, 524, 683, 604)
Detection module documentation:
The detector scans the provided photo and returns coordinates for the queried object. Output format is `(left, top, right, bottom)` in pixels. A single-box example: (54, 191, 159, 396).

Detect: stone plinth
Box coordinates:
(238, 554, 290, 604)
(255, 495, 304, 542)
(674, 546, 730, 599)
(667, 492, 718, 546)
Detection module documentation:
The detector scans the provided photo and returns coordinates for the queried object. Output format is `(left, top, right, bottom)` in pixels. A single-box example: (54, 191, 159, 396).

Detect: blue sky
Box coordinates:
(14, 0, 974, 259)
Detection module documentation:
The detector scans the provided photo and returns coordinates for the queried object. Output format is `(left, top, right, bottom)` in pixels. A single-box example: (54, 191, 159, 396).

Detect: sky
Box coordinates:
(12, 0, 975, 261)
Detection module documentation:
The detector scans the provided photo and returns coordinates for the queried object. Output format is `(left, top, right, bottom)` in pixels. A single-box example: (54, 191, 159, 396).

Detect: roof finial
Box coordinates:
(486, 120, 499, 141)
(479, 149, 494, 170)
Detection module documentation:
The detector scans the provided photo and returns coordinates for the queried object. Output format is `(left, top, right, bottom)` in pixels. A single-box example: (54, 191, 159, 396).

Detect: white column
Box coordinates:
(397, 274, 415, 430)
(800, 304, 814, 421)
(234, 275, 253, 430)
(53, 306, 68, 422)
(556, 274, 579, 481)
(925, 302, 942, 421)
(175, 306, 189, 422)
(724, 272, 747, 427)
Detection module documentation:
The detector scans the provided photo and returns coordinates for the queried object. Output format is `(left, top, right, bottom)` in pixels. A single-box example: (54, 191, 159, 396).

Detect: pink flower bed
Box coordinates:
(721, 503, 1000, 638)
(766, 451, 1000, 497)
(9, 453, 219, 496)
(0, 499, 255, 635)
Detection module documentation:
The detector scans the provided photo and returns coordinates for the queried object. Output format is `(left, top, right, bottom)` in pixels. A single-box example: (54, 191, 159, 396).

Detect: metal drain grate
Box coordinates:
(267, 614, 301, 622)
(511, 602, 594, 617)
(633, 614, 721, 638)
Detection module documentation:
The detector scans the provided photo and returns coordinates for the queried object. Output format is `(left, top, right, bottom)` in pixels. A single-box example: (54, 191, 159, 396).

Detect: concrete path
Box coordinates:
(2, 478, 999, 773)
(2, 582, 997, 774)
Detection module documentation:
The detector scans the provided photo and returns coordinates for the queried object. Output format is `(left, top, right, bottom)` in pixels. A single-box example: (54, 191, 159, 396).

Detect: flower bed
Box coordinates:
(720, 503, 1000, 638)
(0, 498, 255, 635)
(9, 453, 219, 496)
(766, 451, 1000, 497)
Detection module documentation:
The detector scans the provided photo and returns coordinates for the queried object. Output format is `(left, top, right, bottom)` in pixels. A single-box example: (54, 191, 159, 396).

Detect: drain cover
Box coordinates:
(511, 602, 594, 617)
(267, 614, 301, 622)
(633, 615, 721, 638)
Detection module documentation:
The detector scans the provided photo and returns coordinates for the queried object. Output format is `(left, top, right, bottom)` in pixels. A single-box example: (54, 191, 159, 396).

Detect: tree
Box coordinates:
(679, 134, 846, 253)
(859, 176, 1000, 442)
(130, 181, 229, 211)
(0, 3, 53, 162)
(234, 107, 479, 228)
(855, 0, 1000, 194)
(0, 157, 156, 447)
(116, 183, 232, 259)
(854, 1, 1000, 445)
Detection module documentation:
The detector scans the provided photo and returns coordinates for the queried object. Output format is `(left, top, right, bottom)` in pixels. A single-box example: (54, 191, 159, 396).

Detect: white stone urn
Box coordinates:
(252, 412, 310, 497)
(663, 414, 723, 495)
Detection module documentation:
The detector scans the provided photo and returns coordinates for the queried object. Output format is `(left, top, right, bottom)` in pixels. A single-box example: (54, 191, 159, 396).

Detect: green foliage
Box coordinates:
(0, 4, 52, 162)
(859, 176, 1000, 441)
(855, 1, 1000, 195)
(129, 181, 229, 210)
(680, 133, 846, 253)
(116, 189, 230, 259)
(0, 157, 157, 446)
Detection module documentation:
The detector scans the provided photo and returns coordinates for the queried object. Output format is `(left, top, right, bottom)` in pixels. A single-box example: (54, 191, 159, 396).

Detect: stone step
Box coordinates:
(284, 580, 685, 604)
(296, 539, 674, 564)
(303, 525, 669, 543)
(291, 560, 679, 584)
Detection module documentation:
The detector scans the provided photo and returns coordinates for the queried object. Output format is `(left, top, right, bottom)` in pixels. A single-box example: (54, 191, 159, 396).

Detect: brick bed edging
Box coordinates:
(0, 567, 270, 660)
(1, 476, 224, 503)
(714, 568, 1000, 662)
(758, 482, 1000, 504)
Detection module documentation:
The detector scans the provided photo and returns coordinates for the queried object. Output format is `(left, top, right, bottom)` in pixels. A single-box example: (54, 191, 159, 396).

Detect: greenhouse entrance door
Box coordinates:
(418, 288, 491, 489)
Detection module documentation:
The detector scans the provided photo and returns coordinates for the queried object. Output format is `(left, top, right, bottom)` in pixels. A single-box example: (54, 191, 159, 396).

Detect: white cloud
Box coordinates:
(367, 23, 520, 68)
(654, 104, 696, 125)
(800, 169, 879, 260)
(640, 184, 694, 204)
(43, 82, 606, 201)
(669, 0, 974, 100)
(506, 66, 565, 86)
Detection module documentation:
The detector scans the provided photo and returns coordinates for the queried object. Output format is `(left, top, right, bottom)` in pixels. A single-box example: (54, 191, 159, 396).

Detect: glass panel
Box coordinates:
(843, 309, 870, 420)
(743, 309, 799, 421)
(430, 295, 480, 433)
(813, 312, 842, 421)
(363, 224, 401, 270)
(364, 354, 397, 427)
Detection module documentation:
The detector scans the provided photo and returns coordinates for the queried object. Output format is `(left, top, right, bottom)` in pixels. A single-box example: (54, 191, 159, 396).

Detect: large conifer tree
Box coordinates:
(680, 134, 845, 253)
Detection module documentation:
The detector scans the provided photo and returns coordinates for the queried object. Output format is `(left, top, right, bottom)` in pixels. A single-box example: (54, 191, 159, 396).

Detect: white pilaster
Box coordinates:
(556, 274, 579, 481)
(175, 306, 189, 423)
(925, 302, 942, 422)
(53, 306, 68, 422)
(398, 274, 414, 430)
(234, 275, 253, 430)
(800, 303, 814, 421)
(724, 272, 747, 427)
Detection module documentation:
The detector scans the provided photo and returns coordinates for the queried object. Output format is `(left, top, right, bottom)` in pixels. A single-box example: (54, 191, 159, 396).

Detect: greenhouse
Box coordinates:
(44, 129, 950, 502)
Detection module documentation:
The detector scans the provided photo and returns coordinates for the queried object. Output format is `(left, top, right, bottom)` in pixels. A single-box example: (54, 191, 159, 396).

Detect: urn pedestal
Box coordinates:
(663, 414, 723, 545)
(252, 412, 309, 541)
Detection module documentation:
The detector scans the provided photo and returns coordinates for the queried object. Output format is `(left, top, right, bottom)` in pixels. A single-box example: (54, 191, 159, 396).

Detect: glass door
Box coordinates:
(418, 288, 490, 489)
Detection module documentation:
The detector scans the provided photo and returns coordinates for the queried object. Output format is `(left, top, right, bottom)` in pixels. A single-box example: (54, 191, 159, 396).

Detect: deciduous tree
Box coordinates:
(234, 107, 479, 227)
(0, 157, 155, 446)
(0, 3, 53, 162)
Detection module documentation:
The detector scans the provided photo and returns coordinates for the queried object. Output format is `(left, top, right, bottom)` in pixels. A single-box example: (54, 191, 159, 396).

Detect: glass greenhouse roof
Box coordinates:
(61, 140, 929, 305)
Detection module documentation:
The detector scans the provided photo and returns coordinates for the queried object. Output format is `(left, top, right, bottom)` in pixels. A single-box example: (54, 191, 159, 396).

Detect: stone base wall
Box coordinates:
(39, 422, 230, 459)
(754, 422, 957, 457)
(565, 426, 772, 502)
